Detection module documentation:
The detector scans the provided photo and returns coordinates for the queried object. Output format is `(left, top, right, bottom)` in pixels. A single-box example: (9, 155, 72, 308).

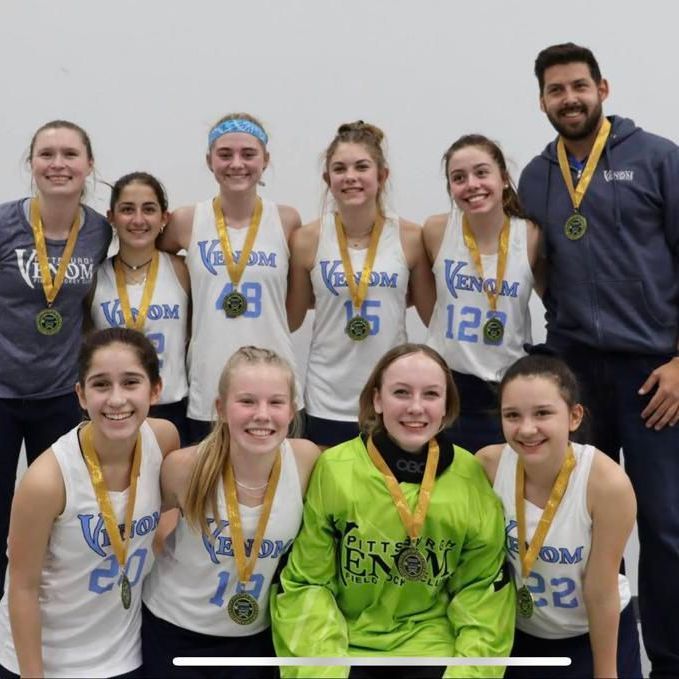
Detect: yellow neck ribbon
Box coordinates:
(212, 196, 263, 288)
(515, 444, 576, 579)
(556, 118, 611, 211)
(366, 436, 439, 540)
(334, 213, 384, 313)
(81, 423, 142, 572)
(462, 215, 510, 312)
(224, 450, 281, 586)
(29, 197, 81, 306)
(113, 251, 160, 332)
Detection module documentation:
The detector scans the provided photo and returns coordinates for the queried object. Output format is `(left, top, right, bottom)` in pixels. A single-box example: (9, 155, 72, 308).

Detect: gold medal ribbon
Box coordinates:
(212, 196, 263, 289)
(81, 422, 142, 573)
(334, 213, 384, 313)
(224, 450, 281, 586)
(462, 215, 510, 313)
(515, 444, 576, 579)
(113, 252, 160, 331)
(29, 197, 81, 306)
(556, 118, 611, 211)
(366, 437, 439, 540)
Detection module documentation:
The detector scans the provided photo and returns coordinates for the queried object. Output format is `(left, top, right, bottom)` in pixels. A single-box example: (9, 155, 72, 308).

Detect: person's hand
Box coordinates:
(639, 357, 679, 429)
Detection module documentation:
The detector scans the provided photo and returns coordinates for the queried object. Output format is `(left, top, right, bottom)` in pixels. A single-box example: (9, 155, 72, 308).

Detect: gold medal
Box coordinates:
(516, 584, 534, 618)
(564, 213, 588, 240)
(223, 290, 248, 318)
(396, 545, 427, 581)
(366, 437, 439, 581)
(345, 315, 370, 341)
(556, 118, 611, 241)
(81, 423, 142, 612)
(462, 215, 510, 341)
(212, 197, 262, 320)
(223, 451, 281, 625)
(516, 445, 576, 620)
(29, 198, 80, 334)
(120, 573, 132, 610)
(335, 213, 384, 342)
(227, 592, 260, 625)
(483, 317, 504, 344)
(35, 307, 63, 335)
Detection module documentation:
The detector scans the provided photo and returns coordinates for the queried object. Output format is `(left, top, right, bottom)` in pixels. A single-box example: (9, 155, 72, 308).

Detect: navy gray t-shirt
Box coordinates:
(0, 199, 110, 398)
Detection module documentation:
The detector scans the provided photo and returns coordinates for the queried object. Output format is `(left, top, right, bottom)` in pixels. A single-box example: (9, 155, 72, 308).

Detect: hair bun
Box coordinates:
(336, 120, 385, 145)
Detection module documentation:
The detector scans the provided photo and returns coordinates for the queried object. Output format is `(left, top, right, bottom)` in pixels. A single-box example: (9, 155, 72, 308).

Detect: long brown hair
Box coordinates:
(183, 346, 296, 535)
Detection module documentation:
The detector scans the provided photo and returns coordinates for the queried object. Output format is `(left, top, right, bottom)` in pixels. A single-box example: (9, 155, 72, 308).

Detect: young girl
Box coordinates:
(287, 121, 435, 448)
(424, 134, 541, 453)
(142, 346, 320, 677)
(271, 344, 514, 679)
(159, 113, 302, 442)
(0, 120, 111, 596)
(0, 328, 179, 678)
(90, 172, 190, 444)
(476, 351, 641, 678)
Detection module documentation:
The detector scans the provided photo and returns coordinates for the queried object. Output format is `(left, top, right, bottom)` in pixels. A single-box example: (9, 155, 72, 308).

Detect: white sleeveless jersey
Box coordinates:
(426, 210, 533, 383)
(493, 442, 631, 639)
(185, 199, 300, 420)
(0, 421, 162, 677)
(305, 212, 409, 421)
(143, 439, 302, 636)
(90, 253, 189, 404)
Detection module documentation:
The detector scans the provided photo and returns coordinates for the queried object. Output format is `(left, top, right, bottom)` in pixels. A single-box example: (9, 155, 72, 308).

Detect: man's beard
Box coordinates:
(547, 101, 603, 142)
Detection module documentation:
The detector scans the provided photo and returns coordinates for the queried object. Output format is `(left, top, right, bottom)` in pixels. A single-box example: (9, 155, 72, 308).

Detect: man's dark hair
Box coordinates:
(534, 43, 602, 93)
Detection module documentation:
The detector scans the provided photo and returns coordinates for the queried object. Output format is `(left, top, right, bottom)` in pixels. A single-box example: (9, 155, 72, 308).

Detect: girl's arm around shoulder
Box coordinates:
(168, 253, 191, 295)
(289, 438, 321, 495)
(154, 445, 198, 553)
(286, 220, 320, 332)
(400, 218, 436, 326)
(9, 449, 65, 679)
(277, 204, 303, 243)
(422, 212, 448, 264)
(474, 443, 504, 486)
(584, 449, 637, 678)
(526, 219, 547, 297)
(159, 444, 199, 511)
(158, 205, 194, 253)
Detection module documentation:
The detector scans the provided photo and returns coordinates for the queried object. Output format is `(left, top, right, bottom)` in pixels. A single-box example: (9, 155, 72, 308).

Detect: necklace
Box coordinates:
(235, 478, 269, 492)
(346, 226, 373, 248)
(117, 255, 153, 271)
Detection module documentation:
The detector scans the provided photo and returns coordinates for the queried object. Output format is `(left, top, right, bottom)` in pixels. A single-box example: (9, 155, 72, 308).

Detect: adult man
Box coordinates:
(519, 42, 679, 677)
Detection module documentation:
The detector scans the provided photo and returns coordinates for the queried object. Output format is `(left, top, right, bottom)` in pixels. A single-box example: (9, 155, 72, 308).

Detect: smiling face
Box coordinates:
(76, 342, 161, 441)
(325, 142, 387, 210)
(31, 127, 93, 199)
(501, 375, 583, 466)
(447, 145, 506, 218)
(206, 132, 268, 194)
(108, 181, 168, 251)
(218, 363, 294, 456)
(373, 352, 447, 452)
(540, 62, 609, 142)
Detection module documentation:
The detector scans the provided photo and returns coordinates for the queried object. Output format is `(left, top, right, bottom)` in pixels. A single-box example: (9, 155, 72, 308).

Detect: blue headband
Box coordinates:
(208, 119, 268, 147)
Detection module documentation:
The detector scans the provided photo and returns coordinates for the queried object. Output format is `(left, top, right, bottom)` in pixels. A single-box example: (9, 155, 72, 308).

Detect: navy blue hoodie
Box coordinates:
(519, 115, 679, 354)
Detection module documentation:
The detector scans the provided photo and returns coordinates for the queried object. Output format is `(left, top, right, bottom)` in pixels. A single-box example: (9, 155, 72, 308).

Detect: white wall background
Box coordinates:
(3, 1, 673, 660)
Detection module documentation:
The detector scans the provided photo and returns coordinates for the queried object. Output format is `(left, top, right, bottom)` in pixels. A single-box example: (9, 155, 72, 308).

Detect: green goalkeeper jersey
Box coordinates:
(270, 436, 515, 678)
